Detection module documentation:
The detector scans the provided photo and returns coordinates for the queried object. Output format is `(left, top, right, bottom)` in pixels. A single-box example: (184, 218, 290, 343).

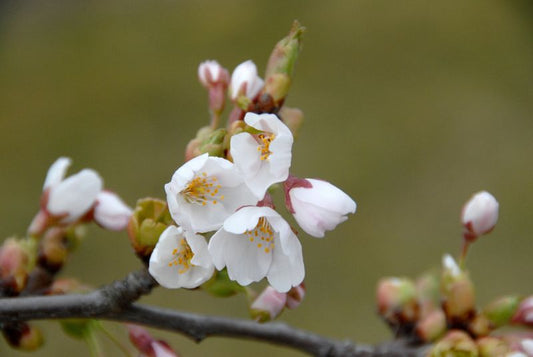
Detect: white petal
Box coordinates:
(230, 133, 262, 178)
(94, 191, 132, 231)
(293, 179, 356, 214)
(230, 60, 263, 100)
(223, 232, 272, 286)
(185, 231, 213, 269)
(151, 341, 178, 357)
(267, 235, 304, 293)
(223, 206, 274, 234)
(43, 157, 71, 190)
(47, 169, 103, 223)
(207, 229, 230, 270)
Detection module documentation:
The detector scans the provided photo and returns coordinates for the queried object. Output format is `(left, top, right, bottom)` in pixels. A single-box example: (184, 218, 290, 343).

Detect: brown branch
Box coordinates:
(0, 269, 427, 356)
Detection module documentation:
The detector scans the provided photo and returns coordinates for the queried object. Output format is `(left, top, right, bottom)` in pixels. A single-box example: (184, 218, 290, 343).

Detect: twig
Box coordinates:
(0, 269, 427, 356)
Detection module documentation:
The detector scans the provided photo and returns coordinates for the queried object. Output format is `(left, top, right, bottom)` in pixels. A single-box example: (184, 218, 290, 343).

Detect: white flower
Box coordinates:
(93, 191, 132, 231)
(230, 60, 264, 100)
(461, 191, 499, 240)
(208, 206, 304, 293)
(286, 177, 356, 238)
(230, 112, 293, 198)
(149, 225, 214, 289)
(44, 157, 103, 223)
(165, 153, 258, 233)
(198, 60, 228, 88)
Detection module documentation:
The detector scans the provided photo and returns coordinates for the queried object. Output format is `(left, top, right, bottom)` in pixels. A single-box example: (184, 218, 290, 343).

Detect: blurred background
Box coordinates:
(1, 0, 532, 356)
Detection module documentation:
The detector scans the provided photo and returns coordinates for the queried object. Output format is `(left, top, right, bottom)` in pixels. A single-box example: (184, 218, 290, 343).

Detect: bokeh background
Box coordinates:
(1, 0, 533, 356)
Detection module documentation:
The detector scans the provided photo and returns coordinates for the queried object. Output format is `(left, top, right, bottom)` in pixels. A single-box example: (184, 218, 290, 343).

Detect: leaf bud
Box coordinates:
(2, 322, 44, 351)
(483, 295, 521, 328)
(376, 277, 419, 327)
(429, 330, 479, 357)
(441, 254, 475, 323)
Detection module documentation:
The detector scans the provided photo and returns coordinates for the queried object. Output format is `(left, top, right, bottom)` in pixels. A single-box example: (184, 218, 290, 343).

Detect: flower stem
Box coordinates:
(459, 240, 470, 269)
(99, 322, 133, 357)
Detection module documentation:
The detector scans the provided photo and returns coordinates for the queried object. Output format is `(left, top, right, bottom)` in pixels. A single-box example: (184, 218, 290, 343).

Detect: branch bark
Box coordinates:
(0, 269, 427, 356)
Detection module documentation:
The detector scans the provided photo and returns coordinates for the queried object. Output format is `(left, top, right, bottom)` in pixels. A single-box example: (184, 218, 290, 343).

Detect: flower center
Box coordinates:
(245, 217, 275, 254)
(167, 238, 194, 274)
(257, 133, 275, 161)
(181, 172, 224, 206)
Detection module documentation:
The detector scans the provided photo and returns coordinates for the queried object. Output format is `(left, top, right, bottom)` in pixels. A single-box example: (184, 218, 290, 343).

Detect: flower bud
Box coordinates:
(199, 128, 227, 158)
(415, 309, 446, 342)
(48, 278, 91, 295)
(468, 313, 492, 338)
(0, 238, 32, 295)
(441, 254, 476, 323)
(520, 339, 533, 356)
(127, 198, 173, 262)
(37, 227, 68, 274)
(128, 324, 179, 357)
(198, 60, 230, 120)
(93, 190, 132, 231)
(429, 330, 478, 357)
(185, 126, 214, 161)
(278, 107, 304, 139)
(230, 60, 264, 109)
(250, 286, 287, 322)
(284, 176, 356, 238)
(477, 337, 510, 357)
(416, 271, 441, 319)
(376, 277, 418, 327)
(512, 296, 533, 327)
(2, 322, 44, 351)
(264, 20, 304, 104)
(461, 191, 499, 241)
(198, 60, 229, 89)
(286, 283, 306, 310)
(483, 295, 521, 328)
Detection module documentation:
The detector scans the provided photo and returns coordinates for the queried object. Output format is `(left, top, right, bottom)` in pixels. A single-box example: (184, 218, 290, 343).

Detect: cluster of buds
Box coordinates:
(0, 157, 133, 350)
(147, 22, 357, 297)
(376, 191, 533, 355)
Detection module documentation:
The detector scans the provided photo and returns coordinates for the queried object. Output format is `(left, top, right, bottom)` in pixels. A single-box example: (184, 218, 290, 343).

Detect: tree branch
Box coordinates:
(0, 269, 427, 356)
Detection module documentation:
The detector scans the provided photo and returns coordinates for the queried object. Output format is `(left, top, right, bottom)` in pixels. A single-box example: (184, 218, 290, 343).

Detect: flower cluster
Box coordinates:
(149, 110, 356, 293)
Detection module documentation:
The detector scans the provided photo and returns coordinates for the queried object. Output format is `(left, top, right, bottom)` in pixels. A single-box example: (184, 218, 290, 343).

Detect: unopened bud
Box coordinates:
(461, 191, 499, 242)
(250, 286, 287, 322)
(127, 198, 173, 262)
(278, 107, 304, 138)
(48, 278, 90, 295)
(512, 296, 533, 327)
(38, 227, 68, 273)
(416, 271, 441, 319)
(430, 330, 478, 357)
(0, 238, 32, 295)
(376, 277, 418, 326)
(198, 60, 230, 118)
(483, 295, 521, 328)
(415, 309, 446, 342)
(128, 324, 179, 357)
(441, 254, 475, 323)
(199, 128, 227, 158)
(286, 283, 306, 309)
(185, 126, 213, 161)
(520, 339, 533, 356)
(468, 313, 492, 338)
(2, 322, 44, 351)
(477, 336, 510, 357)
(264, 21, 304, 104)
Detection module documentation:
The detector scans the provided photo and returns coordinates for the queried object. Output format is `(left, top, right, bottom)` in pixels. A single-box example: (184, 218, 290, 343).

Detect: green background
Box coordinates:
(1, 1, 532, 356)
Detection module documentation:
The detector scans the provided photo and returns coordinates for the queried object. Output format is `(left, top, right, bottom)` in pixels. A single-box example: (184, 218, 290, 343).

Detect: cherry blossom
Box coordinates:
(208, 206, 304, 293)
(149, 225, 213, 289)
(461, 191, 499, 241)
(165, 153, 257, 233)
(93, 190, 132, 231)
(230, 60, 264, 101)
(230, 112, 293, 198)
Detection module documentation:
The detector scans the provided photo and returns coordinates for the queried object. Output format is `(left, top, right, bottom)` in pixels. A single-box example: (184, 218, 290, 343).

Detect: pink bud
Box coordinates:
(198, 60, 229, 88)
(284, 176, 356, 238)
(513, 296, 533, 327)
(461, 191, 499, 241)
(286, 283, 306, 309)
(250, 286, 287, 322)
(128, 324, 179, 357)
(93, 191, 132, 231)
